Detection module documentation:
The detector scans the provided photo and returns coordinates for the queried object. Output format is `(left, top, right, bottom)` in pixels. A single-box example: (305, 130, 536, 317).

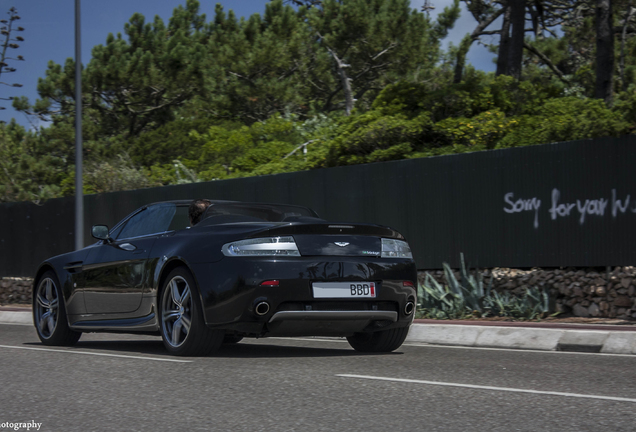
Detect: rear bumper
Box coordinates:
(190, 256, 417, 337)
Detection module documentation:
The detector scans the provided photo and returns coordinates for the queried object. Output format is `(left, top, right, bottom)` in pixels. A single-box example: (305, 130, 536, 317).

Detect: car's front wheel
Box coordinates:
(159, 267, 223, 356)
(346, 326, 410, 353)
(33, 271, 81, 346)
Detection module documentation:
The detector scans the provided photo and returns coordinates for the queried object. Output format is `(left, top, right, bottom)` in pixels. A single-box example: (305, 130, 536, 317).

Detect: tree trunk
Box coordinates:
(620, 0, 633, 91)
(453, 35, 473, 83)
(496, 2, 512, 76)
(508, 0, 526, 80)
(327, 47, 354, 116)
(595, 0, 614, 105)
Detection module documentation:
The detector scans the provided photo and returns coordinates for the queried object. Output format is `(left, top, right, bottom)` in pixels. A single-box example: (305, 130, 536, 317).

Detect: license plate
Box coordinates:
(312, 282, 376, 298)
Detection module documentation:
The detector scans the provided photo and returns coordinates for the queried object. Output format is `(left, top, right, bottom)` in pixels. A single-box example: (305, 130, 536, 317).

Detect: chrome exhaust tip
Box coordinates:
(404, 301, 415, 316)
(255, 301, 271, 316)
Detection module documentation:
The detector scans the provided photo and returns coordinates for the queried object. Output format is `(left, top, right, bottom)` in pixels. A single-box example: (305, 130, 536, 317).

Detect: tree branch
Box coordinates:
(523, 41, 569, 83)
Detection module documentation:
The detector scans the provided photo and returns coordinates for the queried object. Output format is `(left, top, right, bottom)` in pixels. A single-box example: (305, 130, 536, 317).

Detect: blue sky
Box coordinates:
(0, 0, 496, 128)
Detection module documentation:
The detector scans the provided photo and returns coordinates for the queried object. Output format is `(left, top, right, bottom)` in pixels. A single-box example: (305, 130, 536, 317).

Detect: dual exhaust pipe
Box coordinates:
(255, 301, 270, 316)
(404, 301, 415, 316)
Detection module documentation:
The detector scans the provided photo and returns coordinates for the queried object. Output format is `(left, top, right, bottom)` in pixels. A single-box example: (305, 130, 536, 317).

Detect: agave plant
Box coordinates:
(484, 287, 550, 319)
(417, 273, 471, 319)
(417, 254, 551, 320)
(442, 253, 492, 314)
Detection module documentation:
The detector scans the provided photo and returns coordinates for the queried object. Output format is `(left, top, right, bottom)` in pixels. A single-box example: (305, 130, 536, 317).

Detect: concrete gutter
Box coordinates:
(2, 307, 635, 355)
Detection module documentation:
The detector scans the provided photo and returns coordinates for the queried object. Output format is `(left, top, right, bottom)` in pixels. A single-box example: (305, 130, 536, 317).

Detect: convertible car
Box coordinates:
(33, 200, 417, 356)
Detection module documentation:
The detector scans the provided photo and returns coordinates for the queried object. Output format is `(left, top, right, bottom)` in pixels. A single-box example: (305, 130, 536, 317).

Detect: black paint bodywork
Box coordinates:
(34, 200, 417, 338)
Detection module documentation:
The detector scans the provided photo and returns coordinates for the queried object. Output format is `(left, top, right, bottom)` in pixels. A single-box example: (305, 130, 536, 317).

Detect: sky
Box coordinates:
(0, 0, 497, 128)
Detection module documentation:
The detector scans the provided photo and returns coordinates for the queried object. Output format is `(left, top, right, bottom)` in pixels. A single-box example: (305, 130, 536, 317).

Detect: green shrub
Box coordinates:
(417, 254, 551, 320)
(497, 97, 630, 148)
(433, 110, 512, 149)
(325, 111, 434, 166)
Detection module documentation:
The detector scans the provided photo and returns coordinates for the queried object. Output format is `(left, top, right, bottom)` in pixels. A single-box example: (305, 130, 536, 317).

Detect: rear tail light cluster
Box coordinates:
(222, 237, 301, 257)
(381, 239, 413, 259)
(222, 236, 413, 259)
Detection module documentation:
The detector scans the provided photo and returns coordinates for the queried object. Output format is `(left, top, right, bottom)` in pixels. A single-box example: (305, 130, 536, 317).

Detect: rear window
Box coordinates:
(199, 203, 319, 224)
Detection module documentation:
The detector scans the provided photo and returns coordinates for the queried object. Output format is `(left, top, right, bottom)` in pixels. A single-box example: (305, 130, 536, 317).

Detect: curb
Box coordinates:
(2, 309, 635, 355)
(406, 323, 636, 355)
(0, 310, 32, 325)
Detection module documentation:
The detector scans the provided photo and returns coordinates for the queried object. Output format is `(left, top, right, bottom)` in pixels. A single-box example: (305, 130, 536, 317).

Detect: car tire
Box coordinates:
(33, 271, 81, 346)
(346, 326, 410, 353)
(159, 267, 223, 356)
(223, 334, 244, 344)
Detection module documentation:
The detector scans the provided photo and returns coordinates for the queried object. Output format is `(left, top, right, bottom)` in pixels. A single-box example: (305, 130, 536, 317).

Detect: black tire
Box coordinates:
(159, 267, 223, 356)
(346, 326, 410, 353)
(33, 271, 81, 346)
(223, 334, 244, 344)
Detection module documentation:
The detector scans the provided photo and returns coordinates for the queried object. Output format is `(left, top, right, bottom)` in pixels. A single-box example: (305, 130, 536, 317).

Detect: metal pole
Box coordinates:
(74, 0, 83, 250)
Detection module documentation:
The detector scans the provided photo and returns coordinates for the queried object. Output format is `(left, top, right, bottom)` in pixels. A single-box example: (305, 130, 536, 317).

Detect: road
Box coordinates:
(0, 322, 635, 432)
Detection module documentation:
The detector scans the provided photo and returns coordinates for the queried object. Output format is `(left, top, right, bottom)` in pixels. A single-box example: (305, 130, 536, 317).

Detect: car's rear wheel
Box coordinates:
(159, 267, 223, 356)
(346, 326, 410, 353)
(33, 271, 81, 346)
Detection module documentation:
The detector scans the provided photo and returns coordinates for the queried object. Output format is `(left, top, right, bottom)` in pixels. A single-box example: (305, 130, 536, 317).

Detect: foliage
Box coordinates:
(418, 273, 472, 319)
(496, 97, 630, 148)
(0, 121, 65, 203)
(484, 287, 550, 320)
(324, 111, 434, 166)
(417, 254, 551, 320)
(82, 154, 158, 194)
(434, 110, 512, 149)
(0, 6, 25, 113)
(304, 0, 460, 112)
(3, 0, 636, 203)
(122, 118, 214, 167)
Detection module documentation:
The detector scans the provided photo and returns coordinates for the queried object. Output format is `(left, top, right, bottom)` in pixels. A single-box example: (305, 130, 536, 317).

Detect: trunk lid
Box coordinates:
(248, 223, 404, 257)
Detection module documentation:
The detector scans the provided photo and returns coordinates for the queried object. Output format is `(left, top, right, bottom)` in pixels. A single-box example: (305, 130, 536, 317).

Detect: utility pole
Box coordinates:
(74, 0, 83, 250)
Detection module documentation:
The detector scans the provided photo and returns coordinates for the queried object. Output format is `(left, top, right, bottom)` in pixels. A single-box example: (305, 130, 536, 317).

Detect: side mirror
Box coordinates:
(91, 225, 111, 242)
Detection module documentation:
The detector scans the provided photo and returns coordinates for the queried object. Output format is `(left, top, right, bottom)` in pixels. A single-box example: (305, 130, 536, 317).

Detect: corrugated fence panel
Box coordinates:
(2, 136, 636, 277)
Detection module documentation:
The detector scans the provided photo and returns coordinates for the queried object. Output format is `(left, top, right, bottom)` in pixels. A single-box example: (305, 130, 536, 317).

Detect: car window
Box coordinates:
(168, 206, 190, 231)
(116, 204, 177, 240)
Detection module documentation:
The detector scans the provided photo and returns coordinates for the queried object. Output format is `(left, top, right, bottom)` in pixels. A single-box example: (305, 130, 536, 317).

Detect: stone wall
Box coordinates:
(418, 266, 636, 320)
(0, 277, 33, 305)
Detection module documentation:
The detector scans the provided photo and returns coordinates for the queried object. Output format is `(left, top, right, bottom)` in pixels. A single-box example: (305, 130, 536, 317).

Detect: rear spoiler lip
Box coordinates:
(245, 222, 405, 241)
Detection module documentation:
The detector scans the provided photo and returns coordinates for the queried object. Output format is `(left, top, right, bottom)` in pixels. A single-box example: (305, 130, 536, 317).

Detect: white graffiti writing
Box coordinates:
(611, 189, 630, 217)
(504, 188, 635, 228)
(549, 189, 608, 224)
(503, 193, 541, 229)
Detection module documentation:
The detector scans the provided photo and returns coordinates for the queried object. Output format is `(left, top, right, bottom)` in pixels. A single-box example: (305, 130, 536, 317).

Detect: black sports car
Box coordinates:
(33, 200, 417, 356)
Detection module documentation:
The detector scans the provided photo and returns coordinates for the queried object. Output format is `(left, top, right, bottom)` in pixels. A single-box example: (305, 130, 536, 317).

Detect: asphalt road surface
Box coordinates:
(1, 322, 635, 432)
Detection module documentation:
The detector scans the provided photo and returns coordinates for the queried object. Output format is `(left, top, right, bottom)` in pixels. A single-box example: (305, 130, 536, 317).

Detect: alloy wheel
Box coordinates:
(161, 275, 193, 348)
(35, 277, 59, 339)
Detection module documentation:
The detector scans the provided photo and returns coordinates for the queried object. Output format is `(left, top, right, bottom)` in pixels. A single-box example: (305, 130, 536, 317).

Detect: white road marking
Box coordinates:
(338, 374, 636, 403)
(0, 344, 192, 363)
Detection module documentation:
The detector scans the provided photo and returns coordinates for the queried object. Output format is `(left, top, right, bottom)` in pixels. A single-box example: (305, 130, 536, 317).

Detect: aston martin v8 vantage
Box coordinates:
(33, 200, 417, 356)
